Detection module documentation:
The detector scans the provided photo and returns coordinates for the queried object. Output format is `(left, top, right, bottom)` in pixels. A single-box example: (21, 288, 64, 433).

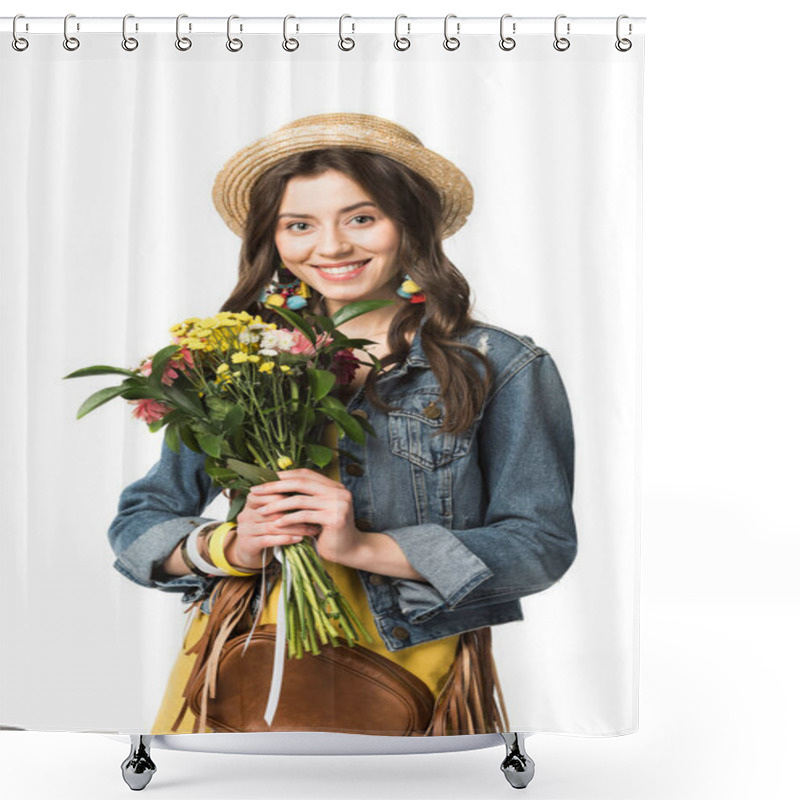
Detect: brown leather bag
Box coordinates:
(186, 625, 435, 735)
(170, 574, 509, 736)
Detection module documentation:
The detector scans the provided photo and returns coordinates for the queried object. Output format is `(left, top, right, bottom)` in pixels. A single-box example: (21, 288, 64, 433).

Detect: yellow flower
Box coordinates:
(277, 456, 294, 469)
(231, 352, 249, 363)
(259, 362, 276, 373)
(216, 363, 230, 374)
(248, 355, 260, 363)
(279, 365, 292, 373)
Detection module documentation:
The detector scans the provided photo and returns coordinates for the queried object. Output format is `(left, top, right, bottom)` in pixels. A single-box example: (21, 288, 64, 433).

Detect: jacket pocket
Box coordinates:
(387, 390, 477, 471)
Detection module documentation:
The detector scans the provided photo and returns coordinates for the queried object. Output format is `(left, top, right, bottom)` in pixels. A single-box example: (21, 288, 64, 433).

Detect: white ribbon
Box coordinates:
(263, 544, 291, 726)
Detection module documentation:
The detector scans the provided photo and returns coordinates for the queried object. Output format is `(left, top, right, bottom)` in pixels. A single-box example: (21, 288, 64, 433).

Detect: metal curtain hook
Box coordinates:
(283, 15, 299, 51)
(339, 14, 355, 51)
(227, 15, 243, 51)
(553, 14, 570, 51)
(122, 14, 139, 51)
(443, 14, 460, 51)
(12, 14, 29, 51)
(175, 13, 192, 50)
(615, 15, 632, 51)
(499, 13, 516, 51)
(63, 13, 80, 51)
(394, 14, 411, 50)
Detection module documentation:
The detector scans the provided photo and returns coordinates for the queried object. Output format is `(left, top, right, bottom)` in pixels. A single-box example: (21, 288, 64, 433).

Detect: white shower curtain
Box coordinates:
(0, 21, 643, 735)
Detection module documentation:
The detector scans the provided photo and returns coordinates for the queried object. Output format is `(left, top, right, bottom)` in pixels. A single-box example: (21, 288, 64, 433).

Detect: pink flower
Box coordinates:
(131, 399, 171, 424)
(138, 347, 194, 386)
(289, 330, 333, 356)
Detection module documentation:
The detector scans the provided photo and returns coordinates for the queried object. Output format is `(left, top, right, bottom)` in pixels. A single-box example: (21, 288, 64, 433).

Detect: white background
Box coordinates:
(1, 1, 798, 799)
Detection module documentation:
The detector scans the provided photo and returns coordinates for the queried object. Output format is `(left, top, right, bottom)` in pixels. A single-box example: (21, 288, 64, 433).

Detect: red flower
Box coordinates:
(131, 399, 171, 424)
(331, 348, 360, 385)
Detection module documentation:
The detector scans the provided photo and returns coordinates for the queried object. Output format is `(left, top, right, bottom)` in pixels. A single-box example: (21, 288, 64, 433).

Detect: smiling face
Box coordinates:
(273, 169, 404, 314)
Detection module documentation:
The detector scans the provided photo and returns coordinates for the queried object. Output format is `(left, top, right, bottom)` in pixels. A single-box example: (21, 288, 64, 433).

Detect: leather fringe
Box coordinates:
(424, 627, 510, 736)
(170, 575, 260, 733)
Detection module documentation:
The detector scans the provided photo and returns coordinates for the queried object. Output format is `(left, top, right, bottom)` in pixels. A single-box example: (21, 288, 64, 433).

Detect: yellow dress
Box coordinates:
(151, 423, 460, 734)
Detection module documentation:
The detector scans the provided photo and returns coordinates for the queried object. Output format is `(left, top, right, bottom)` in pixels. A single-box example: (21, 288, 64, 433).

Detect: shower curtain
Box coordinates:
(0, 17, 644, 737)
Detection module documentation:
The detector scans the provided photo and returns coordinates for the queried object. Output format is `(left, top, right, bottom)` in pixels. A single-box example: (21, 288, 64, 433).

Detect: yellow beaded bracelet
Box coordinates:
(207, 522, 258, 577)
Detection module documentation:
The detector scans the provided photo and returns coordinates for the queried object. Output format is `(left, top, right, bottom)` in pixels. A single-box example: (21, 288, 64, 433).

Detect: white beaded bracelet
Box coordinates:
(185, 521, 230, 577)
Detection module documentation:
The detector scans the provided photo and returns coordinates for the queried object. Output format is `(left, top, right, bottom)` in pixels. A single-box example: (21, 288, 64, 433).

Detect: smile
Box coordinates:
(314, 259, 370, 279)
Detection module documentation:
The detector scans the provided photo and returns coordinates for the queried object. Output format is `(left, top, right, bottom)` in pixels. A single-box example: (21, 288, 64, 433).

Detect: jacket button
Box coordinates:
(392, 625, 410, 640)
(423, 401, 442, 419)
(351, 409, 369, 419)
(354, 518, 372, 531)
(345, 463, 364, 476)
(369, 574, 384, 586)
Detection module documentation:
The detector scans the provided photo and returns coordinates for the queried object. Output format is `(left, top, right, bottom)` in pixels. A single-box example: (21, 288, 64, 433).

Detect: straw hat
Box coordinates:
(212, 112, 474, 239)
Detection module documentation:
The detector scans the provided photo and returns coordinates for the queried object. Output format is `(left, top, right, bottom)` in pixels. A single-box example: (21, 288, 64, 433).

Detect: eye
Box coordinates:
(287, 221, 310, 232)
(351, 215, 374, 225)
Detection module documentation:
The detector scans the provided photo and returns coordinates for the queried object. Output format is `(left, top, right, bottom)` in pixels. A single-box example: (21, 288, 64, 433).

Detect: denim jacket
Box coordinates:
(107, 317, 577, 652)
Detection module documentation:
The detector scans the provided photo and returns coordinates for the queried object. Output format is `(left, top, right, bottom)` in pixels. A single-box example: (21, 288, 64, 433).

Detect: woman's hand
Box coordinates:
(248, 469, 366, 565)
(230, 485, 321, 571)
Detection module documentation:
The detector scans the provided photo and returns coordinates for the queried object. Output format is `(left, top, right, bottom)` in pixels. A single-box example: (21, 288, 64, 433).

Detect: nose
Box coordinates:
(315, 224, 353, 258)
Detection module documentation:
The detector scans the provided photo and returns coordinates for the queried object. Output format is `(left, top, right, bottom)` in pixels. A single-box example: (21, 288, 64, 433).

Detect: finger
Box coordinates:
(259, 495, 323, 516)
(252, 476, 342, 495)
(246, 489, 288, 506)
(273, 510, 318, 528)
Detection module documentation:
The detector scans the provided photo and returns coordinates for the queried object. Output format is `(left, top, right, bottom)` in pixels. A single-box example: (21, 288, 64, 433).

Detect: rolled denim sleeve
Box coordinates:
(382, 350, 577, 623)
(107, 436, 224, 603)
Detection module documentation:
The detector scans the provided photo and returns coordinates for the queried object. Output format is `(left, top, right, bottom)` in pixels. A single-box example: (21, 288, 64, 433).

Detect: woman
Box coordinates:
(107, 113, 578, 736)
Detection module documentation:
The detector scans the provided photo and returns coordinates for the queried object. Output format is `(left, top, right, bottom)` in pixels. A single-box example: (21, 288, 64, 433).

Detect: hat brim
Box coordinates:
(212, 113, 474, 239)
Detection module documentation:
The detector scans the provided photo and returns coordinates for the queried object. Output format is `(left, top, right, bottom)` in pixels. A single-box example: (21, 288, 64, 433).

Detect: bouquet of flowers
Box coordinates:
(64, 299, 393, 659)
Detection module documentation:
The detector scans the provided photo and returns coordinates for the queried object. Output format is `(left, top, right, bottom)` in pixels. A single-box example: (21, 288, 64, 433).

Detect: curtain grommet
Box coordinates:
(11, 14, 29, 51)
(226, 15, 243, 52)
(553, 14, 570, 52)
(121, 14, 139, 52)
(282, 15, 299, 52)
(175, 14, 192, 51)
(615, 15, 633, 51)
(338, 15, 355, 51)
(394, 15, 411, 51)
(499, 14, 516, 51)
(63, 13, 80, 51)
(443, 14, 460, 51)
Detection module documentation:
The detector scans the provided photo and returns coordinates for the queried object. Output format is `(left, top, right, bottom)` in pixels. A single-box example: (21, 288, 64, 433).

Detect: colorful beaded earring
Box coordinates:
(396, 274, 426, 304)
(258, 264, 311, 310)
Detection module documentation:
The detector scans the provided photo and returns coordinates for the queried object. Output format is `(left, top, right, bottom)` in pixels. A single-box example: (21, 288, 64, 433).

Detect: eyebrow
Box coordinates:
(277, 201, 377, 220)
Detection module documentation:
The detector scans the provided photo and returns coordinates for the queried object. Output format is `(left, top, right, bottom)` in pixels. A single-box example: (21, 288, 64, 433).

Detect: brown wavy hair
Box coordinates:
(219, 147, 492, 435)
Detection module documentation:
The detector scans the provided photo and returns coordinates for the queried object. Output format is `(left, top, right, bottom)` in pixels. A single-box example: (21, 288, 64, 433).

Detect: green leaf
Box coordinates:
(164, 423, 182, 454)
(305, 443, 334, 468)
(75, 384, 128, 419)
(307, 368, 337, 401)
(146, 408, 182, 433)
(222, 403, 245, 434)
(225, 457, 279, 485)
(205, 465, 241, 482)
(160, 383, 206, 418)
(227, 492, 247, 523)
(179, 424, 202, 453)
(63, 365, 138, 379)
(267, 305, 316, 345)
(196, 431, 225, 458)
(150, 344, 181, 383)
(329, 299, 395, 328)
(319, 397, 365, 444)
(206, 395, 234, 424)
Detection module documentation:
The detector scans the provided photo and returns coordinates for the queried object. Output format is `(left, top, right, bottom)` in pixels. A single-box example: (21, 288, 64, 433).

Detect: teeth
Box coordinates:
(319, 260, 367, 275)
